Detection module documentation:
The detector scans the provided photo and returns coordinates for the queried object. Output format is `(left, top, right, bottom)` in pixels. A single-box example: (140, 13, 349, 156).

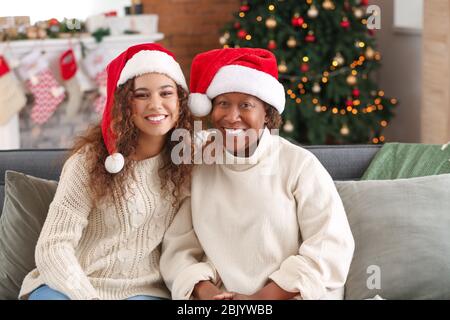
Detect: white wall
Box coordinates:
(372, 0, 423, 142)
(1, 0, 131, 23)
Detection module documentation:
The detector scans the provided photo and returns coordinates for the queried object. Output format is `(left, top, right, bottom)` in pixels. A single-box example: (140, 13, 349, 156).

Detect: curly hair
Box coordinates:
(70, 78, 193, 207)
(264, 103, 282, 130)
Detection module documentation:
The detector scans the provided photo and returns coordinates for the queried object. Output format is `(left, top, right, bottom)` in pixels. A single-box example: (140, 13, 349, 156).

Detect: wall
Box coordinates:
(371, 0, 423, 143)
(142, 0, 240, 79)
(421, 0, 450, 144)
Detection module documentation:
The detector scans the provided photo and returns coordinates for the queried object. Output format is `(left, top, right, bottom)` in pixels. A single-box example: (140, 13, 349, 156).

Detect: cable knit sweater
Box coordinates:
(19, 151, 177, 300)
(160, 128, 355, 300)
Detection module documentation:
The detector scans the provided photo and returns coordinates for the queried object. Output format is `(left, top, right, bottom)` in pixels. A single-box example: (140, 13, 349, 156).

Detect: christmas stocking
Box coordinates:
(60, 49, 82, 119)
(94, 69, 107, 114)
(82, 47, 112, 114)
(18, 50, 65, 125)
(0, 55, 27, 125)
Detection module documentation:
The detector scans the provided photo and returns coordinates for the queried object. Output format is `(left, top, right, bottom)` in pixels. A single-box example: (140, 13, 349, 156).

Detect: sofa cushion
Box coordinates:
(0, 171, 57, 299)
(336, 173, 450, 300)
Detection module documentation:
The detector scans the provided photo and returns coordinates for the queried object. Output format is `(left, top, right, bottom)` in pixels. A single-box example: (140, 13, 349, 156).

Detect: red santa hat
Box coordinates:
(101, 43, 187, 174)
(188, 47, 285, 117)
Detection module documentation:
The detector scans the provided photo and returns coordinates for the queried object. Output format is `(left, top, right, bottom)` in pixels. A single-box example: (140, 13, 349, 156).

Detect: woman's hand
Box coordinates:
(213, 281, 299, 300)
(193, 280, 223, 300)
(213, 292, 236, 300)
(213, 292, 264, 300)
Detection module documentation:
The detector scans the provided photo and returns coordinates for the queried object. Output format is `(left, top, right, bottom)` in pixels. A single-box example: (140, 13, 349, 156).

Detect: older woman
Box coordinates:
(160, 48, 355, 300)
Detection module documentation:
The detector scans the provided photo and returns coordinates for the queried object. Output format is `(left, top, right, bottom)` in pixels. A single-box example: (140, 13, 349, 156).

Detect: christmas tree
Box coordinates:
(219, 0, 397, 144)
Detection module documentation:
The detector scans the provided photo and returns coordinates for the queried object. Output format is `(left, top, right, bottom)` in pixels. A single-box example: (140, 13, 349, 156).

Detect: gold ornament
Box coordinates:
(283, 120, 294, 133)
(312, 82, 321, 93)
(365, 46, 375, 59)
(340, 124, 350, 136)
(287, 36, 297, 48)
(346, 75, 357, 85)
(219, 36, 227, 45)
(323, 0, 335, 10)
(278, 61, 288, 73)
(307, 5, 319, 18)
(334, 52, 345, 66)
(354, 8, 364, 19)
(265, 17, 277, 29)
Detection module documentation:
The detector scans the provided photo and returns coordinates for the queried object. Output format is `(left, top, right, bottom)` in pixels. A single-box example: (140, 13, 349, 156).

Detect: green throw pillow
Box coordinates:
(336, 173, 450, 300)
(0, 171, 57, 300)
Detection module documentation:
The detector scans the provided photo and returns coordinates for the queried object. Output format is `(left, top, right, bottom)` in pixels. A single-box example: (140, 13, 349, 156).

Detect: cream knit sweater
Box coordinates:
(20, 151, 177, 300)
(160, 128, 355, 300)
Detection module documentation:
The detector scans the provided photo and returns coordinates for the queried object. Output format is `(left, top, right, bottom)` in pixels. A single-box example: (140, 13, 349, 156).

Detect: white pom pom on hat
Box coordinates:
(188, 93, 213, 117)
(188, 47, 286, 117)
(101, 43, 187, 174)
(104, 153, 125, 174)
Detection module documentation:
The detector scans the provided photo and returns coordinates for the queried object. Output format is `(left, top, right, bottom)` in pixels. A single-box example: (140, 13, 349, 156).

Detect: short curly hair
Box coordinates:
(264, 103, 282, 130)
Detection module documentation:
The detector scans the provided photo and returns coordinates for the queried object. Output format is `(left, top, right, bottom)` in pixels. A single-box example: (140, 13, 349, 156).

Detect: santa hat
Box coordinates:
(188, 47, 285, 117)
(101, 43, 187, 174)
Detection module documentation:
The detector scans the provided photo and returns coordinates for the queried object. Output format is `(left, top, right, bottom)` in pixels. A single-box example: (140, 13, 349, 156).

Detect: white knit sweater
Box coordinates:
(20, 151, 177, 300)
(160, 128, 355, 300)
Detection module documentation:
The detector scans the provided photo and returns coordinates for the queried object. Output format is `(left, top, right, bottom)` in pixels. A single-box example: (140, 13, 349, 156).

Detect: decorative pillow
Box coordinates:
(0, 171, 57, 300)
(336, 174, 450, 300)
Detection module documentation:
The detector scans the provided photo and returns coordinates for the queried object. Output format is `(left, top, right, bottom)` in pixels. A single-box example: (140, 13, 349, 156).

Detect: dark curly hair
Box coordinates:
(264, 103, 282, 129)
(70, 78, 193, 207)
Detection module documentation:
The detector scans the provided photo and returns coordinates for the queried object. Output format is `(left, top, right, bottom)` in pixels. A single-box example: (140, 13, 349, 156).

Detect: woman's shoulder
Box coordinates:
(61, 147, 94, 176)
(274, 135, 318, 165)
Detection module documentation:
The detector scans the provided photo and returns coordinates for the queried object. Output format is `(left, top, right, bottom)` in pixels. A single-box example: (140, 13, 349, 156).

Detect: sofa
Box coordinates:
(0, 145, 381, 216)
(2, 145, 450, 300)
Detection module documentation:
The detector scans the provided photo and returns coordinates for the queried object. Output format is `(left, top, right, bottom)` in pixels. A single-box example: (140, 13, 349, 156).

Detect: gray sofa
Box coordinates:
(0, 145, 381, 216)
(3, 145, 450, 300)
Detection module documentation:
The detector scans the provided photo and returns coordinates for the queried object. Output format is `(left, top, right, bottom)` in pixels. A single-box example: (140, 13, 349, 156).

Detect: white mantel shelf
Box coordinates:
(0, 33, 165, 56)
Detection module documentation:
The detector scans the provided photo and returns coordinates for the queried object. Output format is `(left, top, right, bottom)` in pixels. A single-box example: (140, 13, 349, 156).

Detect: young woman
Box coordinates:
(160, 48, 355, 300)
(19, 43, 192, 300)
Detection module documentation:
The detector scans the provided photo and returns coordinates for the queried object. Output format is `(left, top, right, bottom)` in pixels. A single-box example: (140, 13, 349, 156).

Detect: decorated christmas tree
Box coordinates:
(220, 0, 397, 144)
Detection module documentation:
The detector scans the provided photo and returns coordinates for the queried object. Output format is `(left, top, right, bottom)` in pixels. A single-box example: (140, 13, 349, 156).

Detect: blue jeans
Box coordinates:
(28, 285, 167, 300)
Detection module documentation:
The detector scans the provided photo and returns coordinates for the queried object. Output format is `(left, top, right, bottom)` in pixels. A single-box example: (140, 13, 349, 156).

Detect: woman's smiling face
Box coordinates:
(131, 73, 180, 138)
(211, 92, 267, 155)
